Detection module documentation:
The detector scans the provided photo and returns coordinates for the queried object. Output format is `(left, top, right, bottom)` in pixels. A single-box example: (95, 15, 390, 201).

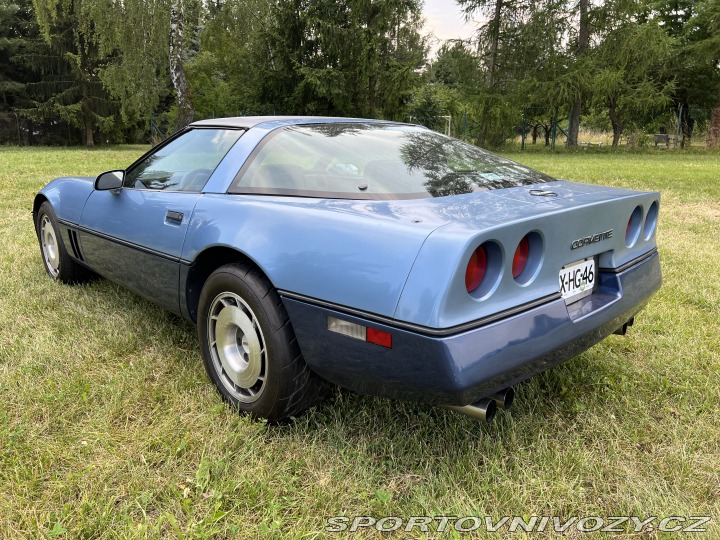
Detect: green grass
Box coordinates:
(1, 146, 718, 539)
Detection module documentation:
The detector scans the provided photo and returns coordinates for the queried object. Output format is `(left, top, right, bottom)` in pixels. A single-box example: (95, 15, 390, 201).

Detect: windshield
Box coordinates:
(229, 123, 552, 200)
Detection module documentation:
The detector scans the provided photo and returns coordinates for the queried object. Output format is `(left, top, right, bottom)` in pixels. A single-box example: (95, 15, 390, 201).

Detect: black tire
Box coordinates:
(35, 201, 96, 284)
(197, 262, 329, 421)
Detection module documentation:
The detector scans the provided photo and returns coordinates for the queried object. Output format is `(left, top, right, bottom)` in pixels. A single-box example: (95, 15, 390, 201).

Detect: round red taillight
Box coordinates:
(512, 236, 530, 279)
(465, 245, 487, 292)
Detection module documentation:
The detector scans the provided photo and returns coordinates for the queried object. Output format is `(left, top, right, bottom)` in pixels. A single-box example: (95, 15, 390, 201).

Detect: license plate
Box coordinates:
(559, 258, 596, 304)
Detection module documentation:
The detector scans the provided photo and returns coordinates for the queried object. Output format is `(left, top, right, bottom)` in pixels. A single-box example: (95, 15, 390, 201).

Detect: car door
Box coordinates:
(78, 128, 244, 314)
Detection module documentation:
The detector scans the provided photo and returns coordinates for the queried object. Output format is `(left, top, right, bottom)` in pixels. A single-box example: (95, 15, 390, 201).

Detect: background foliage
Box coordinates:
(0, 0, 719, 146)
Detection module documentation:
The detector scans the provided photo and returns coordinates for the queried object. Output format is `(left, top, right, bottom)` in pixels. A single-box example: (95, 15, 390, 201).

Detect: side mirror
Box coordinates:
(95, 170, 124, 191)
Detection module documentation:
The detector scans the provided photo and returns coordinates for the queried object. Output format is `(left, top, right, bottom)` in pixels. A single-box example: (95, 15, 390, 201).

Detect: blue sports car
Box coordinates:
(34, 117, 662, 422)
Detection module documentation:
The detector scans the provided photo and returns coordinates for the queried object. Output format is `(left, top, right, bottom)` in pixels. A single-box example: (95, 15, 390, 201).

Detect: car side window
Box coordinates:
(124, 128, 243, 191)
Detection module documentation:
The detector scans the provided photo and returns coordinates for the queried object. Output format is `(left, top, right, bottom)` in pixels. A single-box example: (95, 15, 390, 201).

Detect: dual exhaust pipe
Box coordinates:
(446, 317, 637, 422)
(444, 387, 514, 423)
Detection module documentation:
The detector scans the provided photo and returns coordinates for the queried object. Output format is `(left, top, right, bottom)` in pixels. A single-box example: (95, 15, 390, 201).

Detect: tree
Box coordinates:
(256, 0, 426, 118)
(0, 0, 30, 143)
(567, 0, 589, 146)
(170, 0, 194, 129)
(456, 0, 536, 88)
(186, 0, 270, 118)
(591, 20, 676, 146)
(405, 82, 463, 132)
(0, 0, 24, 108)
(429, 41, 483, 91)
(644, 0, 720, 144)
(456, 0, 506, 87)
(29, 0, 120, 145)
(457, 0, 557, 146)
(695, 0, 720, 147)
(91, 0, 171, 128)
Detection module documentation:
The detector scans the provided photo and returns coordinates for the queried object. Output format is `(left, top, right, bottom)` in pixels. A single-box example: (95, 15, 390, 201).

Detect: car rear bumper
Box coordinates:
(281, 251, 662, 406)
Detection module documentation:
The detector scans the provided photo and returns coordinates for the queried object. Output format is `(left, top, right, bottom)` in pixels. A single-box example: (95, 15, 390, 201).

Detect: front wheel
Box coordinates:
(35, 201, 95, 284)
(197, 263, 329, 421)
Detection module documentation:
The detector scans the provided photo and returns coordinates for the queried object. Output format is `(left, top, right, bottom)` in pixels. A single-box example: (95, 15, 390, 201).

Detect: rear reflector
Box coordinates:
(367, 327, 392, 348)
(327, 317, 392, 349)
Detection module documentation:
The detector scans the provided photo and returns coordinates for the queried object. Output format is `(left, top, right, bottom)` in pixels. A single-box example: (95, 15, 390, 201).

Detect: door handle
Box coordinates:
(166, 210, 184, 223)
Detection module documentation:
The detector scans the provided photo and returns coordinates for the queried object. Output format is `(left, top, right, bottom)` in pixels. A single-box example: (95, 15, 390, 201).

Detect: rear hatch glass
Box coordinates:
(230, 123, 553, 200)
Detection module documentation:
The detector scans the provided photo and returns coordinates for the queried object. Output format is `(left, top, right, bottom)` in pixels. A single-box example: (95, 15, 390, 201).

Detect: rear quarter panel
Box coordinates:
(181, 195, 439, 318)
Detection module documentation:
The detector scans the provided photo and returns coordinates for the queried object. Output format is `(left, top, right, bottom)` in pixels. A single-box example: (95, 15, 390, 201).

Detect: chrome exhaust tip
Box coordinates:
(444, 398, 497, 422)
(489, 387, 514, 410)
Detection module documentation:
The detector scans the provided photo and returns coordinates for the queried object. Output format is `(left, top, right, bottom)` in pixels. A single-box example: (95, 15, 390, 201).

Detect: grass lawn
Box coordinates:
(0, 146, 718, 538)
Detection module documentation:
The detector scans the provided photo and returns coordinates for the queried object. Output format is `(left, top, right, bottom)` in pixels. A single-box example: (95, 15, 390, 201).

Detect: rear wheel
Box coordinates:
(35, 201, 95, 284)
(197, 263, 329, 421)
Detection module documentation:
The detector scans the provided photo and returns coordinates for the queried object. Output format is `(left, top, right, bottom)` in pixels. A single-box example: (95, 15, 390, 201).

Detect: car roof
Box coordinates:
(189, 116, 413, 130)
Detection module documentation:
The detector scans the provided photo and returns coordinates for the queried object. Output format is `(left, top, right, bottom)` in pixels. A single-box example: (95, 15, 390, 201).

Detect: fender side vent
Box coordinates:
(67, 229, 84, 261)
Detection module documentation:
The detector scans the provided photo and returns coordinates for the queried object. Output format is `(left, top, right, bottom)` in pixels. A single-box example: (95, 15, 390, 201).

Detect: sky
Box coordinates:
(422, 0, 480, 57)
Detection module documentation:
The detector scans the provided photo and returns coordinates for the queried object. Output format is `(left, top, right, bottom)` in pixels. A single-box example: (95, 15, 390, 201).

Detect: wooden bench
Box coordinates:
(653, 134, 670, 148)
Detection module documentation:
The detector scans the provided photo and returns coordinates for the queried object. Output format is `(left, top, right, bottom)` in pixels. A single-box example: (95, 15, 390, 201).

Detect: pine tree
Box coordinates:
(29, 0, 118, 145)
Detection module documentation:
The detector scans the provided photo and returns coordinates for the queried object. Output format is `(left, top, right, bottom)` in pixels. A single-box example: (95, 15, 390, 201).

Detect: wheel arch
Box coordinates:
(32, 194, 50, 224)
(184, 246, 273, 323)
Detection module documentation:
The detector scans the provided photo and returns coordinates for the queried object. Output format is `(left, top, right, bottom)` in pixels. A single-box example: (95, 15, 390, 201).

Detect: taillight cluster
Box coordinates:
(328, 317, 393, 348)
(465, 233, 541, 295)
(625, 202, 658, 247)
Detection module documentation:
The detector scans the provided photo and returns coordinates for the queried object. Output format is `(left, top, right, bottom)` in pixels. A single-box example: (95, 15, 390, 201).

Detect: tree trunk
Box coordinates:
(368, 73, 377, 118)
(365, 5, 379, 119)
(608, 102, 622, 147)
(707, 107, 720, 149)
(84, 114, 94, 147)
(567, 0, 589, 147)
(485, 0, 502, 87)
(577, 0, 589, 56)
(681, 107, 694, 148)
(568, 98, 582, 146)
(170, 0, 194, 130)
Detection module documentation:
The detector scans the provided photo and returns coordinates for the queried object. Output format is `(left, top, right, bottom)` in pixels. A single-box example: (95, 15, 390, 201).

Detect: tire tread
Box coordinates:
(198, 262, 331, 421)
